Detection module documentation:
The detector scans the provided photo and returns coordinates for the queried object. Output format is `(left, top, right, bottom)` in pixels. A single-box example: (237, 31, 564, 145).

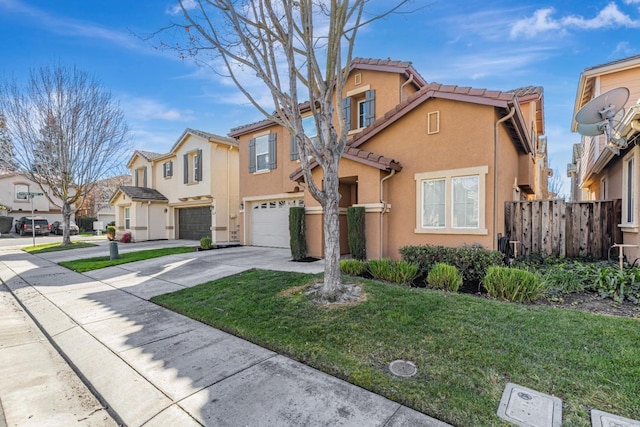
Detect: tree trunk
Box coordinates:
(61, 202, 72, 245)
(320, 156, 342, 299)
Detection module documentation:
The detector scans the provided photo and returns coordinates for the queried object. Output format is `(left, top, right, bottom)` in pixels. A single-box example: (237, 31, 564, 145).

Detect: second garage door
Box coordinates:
(178, 207, 211, 240)
(251, 200, 301, 248)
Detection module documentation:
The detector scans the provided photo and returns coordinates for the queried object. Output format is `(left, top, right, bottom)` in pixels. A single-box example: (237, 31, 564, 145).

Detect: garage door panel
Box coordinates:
(251, 200, 301, 248)
(178, 207, 211, 240)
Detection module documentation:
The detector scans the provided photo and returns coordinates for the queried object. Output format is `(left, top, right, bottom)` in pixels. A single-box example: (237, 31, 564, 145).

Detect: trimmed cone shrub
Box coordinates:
(483, 266, 544, 302)
(426, 263, 462, 292)
(347, 206, 366, 260)
(289, 206, 307, 261)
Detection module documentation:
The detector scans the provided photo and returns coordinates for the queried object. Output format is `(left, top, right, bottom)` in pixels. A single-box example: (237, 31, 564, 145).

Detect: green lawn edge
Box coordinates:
(59, 246, 196, 272)
(22, 241, 97, 254)
(151, 269, 640, 427)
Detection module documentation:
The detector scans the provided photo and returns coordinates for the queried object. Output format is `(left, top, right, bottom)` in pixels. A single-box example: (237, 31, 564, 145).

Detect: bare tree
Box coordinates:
(0, 112, 17, 172)
(548, 167, 566, 200)
(0, 64, 130, 244)
(160, 0, 409, 302)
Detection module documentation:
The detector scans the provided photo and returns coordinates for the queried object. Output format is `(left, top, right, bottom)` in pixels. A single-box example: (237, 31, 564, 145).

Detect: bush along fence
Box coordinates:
(504, 199, 622, 259)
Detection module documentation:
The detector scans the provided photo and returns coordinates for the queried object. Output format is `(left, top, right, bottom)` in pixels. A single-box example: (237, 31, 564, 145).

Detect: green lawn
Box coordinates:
(151, 270, 640, 427)
(59, 246, 196, 272)
(22, 241, 97, 254)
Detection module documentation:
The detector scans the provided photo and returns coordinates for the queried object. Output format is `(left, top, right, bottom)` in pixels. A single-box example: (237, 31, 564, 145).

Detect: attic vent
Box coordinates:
(427, 111, 440, 135)
(354, 73, 362, 85)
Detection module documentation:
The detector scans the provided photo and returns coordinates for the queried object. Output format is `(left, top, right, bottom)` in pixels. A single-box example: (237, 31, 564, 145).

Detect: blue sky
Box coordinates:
(1, 0, 640, 193)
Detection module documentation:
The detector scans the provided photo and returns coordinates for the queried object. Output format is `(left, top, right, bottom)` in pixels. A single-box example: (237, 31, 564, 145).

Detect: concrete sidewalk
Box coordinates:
(0, 244, 450, 427)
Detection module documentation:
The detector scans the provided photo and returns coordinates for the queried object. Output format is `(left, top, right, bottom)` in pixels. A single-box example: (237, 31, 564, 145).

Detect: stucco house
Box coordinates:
(0, 171, 68, 226)
(110, 128, 239, 242)
(569, 54, 640, 255)
(229, 58, 548, 259)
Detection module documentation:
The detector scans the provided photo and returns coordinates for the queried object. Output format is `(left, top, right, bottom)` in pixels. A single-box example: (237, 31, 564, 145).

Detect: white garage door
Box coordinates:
(250, 199, 302, 248)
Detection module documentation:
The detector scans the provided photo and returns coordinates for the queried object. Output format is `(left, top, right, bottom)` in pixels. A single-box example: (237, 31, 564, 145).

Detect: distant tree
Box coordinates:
(548, 167, 566, 200)
(0, 64, 130, 244)
(159, 0, 410, 303)
(0, 112, 17, 172)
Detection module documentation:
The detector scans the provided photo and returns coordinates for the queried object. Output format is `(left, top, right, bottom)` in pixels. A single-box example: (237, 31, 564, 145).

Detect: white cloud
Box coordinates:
(121, 96, 196, 122)
(166, 0, 198, 16)
(0, 0, 135, 47)
(612, 41, 635, 56)
(511, 2, 640, 39)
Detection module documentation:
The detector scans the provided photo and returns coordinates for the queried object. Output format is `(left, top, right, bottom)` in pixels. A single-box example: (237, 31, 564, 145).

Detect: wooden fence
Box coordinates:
(504, 199, 622, 259)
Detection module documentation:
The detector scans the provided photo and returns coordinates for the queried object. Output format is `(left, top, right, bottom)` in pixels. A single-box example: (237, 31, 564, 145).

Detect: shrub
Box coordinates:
(347, 206, 366, 260)
(426, 263, 462, 292)
(76, 216, 97, 233)
(289, 207, 307, 261)
(200, 236, 213, 249)
(368, 259, 419, 285)
(106, 225, 116, 241)
(399, 244, 504, 288)
(120, 232, 132, 243)
(483, 267, 544, 302)
(340, 259, 368, 276)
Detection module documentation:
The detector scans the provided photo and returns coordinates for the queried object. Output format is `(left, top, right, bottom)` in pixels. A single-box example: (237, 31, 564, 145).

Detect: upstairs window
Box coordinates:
(183, 149, 203, 184)
(249, 133, 277, 172)
(342, 89, 375, 131)
(134, 167, 147, 187)
(15, 183, 29, 201)
(622, 147, 638, 228)
(163, 161, 173, 178)
(291, 116, 319, 160)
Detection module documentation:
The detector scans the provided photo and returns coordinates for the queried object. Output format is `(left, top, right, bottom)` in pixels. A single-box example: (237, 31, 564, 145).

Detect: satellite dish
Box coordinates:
(575, 87, 629, 125)
(577, 122, 604, 137)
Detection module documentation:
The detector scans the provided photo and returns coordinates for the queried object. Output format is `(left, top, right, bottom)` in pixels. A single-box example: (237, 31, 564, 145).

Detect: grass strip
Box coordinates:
(152, 269, 640, 426)
(59, 246, 196, 272)
(22, 241, 97, 254)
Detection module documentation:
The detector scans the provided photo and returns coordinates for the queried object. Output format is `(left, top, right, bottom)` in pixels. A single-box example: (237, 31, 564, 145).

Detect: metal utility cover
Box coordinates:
(497, 383, 562, 427)
(591, 410, 640, 427)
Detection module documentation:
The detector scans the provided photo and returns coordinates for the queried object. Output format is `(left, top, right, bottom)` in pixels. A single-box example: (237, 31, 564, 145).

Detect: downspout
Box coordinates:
(227, 145, 232, 242)
(400, 74, 415, 104)
(147, 200, 151, 241)
(379, 169, 396, 258)
(494, 107, 516, 249)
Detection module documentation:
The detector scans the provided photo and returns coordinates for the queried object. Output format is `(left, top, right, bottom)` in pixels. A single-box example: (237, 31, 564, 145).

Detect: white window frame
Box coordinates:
(414, 166, 488, 235)
(255, 134, 270, 172)
(302, 115, 319, 148)
(164, 161, 172, 178)
(191, 152, 199, 182)
(621, 146, 639, 232)
(15, 183, 29, 202)
(124, 207, 131, 230)
(357, 99, 367, 129)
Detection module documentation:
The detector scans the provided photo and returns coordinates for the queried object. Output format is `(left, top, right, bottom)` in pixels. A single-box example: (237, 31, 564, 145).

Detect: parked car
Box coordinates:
(14, 216, 50, 236)
(50, 220, 80, 235)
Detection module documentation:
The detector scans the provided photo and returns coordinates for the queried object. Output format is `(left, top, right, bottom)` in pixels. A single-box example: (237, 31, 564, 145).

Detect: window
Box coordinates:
(415, 166, 488, 235)
(255, 135, 269, 171)
(249, 133, 276, 172)
(134, 167, 147, 187)
(342, 89, 375, 131)
(292, 116, 319, 160)
(622, 147, 638, 229)
(163, 161, 173, 178)
(183, 150, 202, 183)
(421, 179, 445, 228)
(15, 184, 29, 201)
(124, 207, 130, 230)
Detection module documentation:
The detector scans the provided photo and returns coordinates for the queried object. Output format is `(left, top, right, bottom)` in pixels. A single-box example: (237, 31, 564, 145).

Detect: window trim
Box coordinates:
(414, 166, 488, 235)
(621, 146, 639, 232)
(124, 207, 131, 230)
(255, 134, 270, 172)
(14, 183, 30, 202)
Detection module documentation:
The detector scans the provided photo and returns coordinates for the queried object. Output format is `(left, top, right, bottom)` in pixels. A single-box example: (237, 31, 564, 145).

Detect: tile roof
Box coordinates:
(137, 150, 163, 161)
(170, 128, 238, 153)
(584, 53, 640, 72)
(289, 146, 402, 182)
(351, 57, 427, 87)
(117, 186, 168, 201)
(508, 86, 543, 99)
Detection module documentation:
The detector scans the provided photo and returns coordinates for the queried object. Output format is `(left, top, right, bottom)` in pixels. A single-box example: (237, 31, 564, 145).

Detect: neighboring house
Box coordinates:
(110, 129, 239, 242)
(569, 54, 640, 252)
(0, 171, 67, 225)
(230, 58, 547, 259)
(75, 174, 132, 227)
